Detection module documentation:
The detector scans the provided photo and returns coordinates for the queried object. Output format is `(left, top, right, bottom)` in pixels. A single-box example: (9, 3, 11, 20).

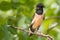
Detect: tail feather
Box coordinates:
(29, 24, 35, 36)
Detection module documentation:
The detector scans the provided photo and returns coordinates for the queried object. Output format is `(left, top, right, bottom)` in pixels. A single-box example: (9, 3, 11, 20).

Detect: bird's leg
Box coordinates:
(37, 25, 40, 30)
(36, 25, 40, 31)
(35, 25, 41, 34)
(29, 28, 35, 36)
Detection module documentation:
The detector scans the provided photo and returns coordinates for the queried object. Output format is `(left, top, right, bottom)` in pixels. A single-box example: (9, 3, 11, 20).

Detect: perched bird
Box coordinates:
(29, 3, 45, 36)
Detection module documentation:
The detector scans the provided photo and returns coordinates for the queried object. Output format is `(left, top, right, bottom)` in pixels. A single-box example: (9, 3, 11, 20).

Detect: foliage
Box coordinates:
(0, 0, 60, 40)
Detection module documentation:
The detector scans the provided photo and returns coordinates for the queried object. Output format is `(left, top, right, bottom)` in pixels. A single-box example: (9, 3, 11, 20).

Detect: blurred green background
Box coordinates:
(0, 0, 60, 40)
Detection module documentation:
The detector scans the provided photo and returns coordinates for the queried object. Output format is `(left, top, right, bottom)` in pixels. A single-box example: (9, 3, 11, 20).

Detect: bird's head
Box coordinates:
(36, 3, 44, 10)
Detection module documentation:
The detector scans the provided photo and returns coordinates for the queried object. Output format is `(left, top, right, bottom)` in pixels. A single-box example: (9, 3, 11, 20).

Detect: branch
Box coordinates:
(7, 25, 53, 40)
(45, 16, 60, 20)
(46, 23, 58, 34)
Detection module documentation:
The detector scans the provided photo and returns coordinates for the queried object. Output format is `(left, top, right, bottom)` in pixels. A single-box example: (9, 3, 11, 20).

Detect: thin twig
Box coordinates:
(45, 16, 60, 20)
(7, 25, 53, 40)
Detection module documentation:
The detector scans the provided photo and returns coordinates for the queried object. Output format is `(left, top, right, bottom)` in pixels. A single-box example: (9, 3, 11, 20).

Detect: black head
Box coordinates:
(36, 3, 44, 15)
(36, 3, 44, 10)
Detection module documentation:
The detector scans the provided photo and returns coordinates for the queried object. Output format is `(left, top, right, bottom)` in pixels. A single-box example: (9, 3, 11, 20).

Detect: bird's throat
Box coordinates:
(36, 10, 43, 15)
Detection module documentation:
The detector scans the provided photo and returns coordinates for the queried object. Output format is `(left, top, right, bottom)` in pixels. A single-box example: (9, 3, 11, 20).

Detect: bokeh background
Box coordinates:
(0, 0, 60, 40)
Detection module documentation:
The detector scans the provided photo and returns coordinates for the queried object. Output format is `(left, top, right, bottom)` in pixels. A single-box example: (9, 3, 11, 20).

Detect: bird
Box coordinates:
(29, 3, 45, 36)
